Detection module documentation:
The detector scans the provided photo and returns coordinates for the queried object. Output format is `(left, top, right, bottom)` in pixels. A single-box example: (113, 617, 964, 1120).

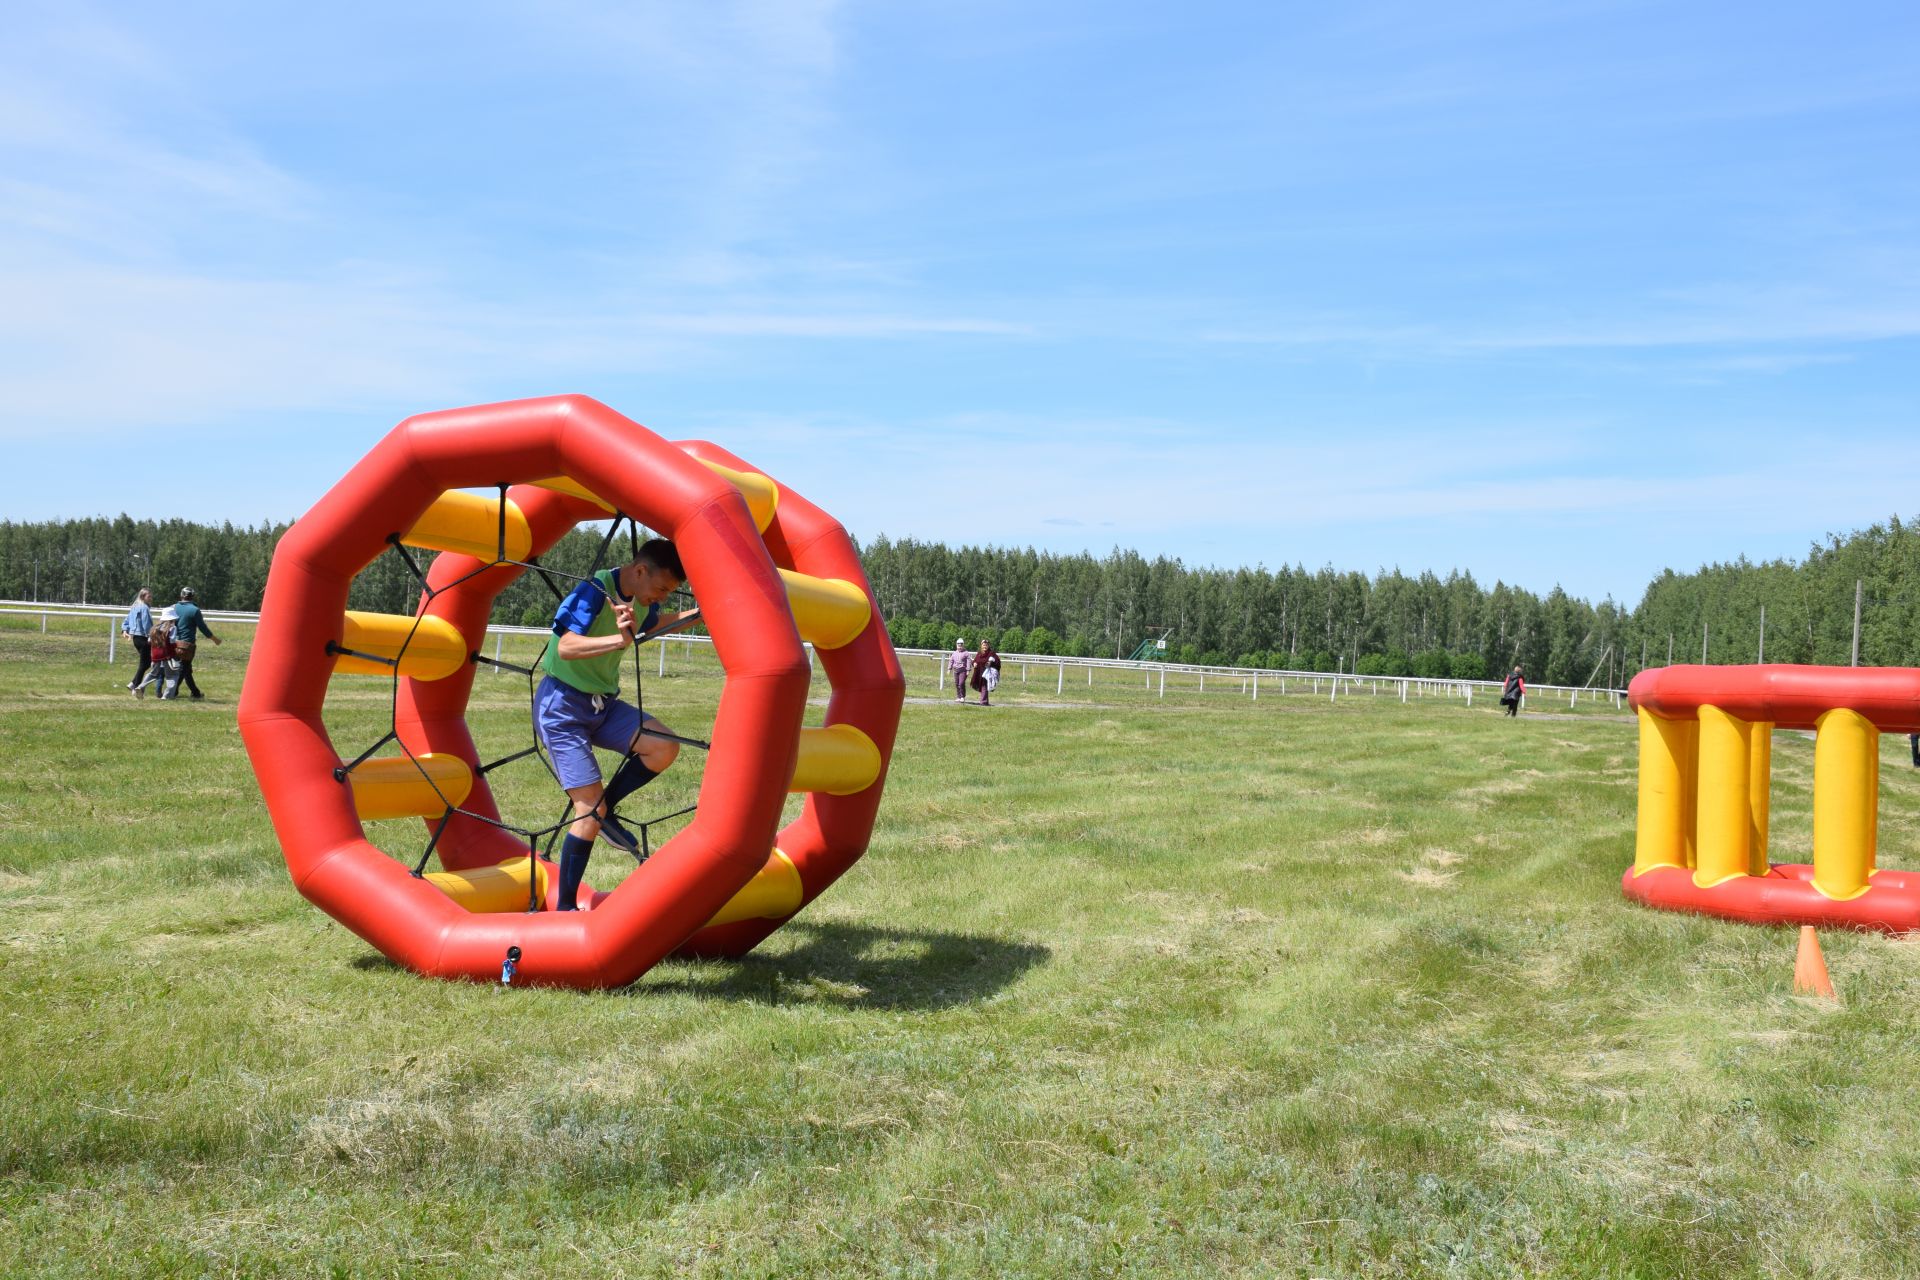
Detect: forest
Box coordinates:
(6, 512, 1920, 687)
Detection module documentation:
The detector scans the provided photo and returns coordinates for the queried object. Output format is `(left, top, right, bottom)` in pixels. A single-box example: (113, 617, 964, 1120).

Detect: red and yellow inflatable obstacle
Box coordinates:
(236, 396, 904, 987)
(1626, 664, 1920, 931)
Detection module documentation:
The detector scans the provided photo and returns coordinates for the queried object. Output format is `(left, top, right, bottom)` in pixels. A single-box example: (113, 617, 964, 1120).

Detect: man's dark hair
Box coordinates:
(634, 538, 685, 581)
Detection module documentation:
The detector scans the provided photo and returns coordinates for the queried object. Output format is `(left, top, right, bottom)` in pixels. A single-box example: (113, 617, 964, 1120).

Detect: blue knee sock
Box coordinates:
(604, 758, 659, 811)
(557, 833, 593, 910)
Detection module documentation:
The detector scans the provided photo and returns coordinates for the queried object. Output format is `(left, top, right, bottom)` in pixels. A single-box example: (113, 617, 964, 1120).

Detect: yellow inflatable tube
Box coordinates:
(779, 569, 870, 650)
(401, 491, 532, 562)
(704, 849, 803, 927)
(425, 857, 548, 914)
(334, 612, 470, 681)
(694, 459, 779, 533)
(527, 475, 616, 513)
(347, 753, 475, 820)
(790, 725, 882, 795)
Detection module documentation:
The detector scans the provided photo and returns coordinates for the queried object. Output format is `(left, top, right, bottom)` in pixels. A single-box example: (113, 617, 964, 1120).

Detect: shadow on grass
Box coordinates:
(642, 920, 1050, 1011)
(349, 921, 1049, 1010)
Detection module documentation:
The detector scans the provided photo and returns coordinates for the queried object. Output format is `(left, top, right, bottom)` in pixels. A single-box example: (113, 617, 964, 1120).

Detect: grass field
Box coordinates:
(7, 613, 1920, 1277)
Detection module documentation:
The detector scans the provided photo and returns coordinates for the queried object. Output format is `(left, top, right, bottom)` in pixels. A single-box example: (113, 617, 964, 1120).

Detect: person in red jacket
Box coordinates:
(1500, 665, 1525, 717)
(137, 614, 181, 700)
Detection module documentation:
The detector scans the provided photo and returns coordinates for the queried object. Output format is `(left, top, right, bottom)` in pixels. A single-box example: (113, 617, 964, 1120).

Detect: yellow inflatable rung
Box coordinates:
(704, 849, 803, 928)
(347, 753, 475, 820)
(791, 724, 882, 795)
(528, 475, 616, 513)
(425, 857, 548, 915)
(692, 457, 779, 533)
(778, 569, 870, 650)
(335, 611, 470, 681)
(400, 491, 532, 562)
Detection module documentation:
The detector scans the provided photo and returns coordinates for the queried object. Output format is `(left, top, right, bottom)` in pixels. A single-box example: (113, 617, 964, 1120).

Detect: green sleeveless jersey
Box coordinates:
(540, 568, 656, 695)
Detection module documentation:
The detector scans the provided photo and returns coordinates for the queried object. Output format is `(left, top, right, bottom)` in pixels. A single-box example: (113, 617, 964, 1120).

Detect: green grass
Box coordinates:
(6, 613, 1920, 1277)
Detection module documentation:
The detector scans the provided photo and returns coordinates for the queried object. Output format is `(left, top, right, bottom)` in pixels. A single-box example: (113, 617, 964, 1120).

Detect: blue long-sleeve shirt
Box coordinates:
(123, 600, 151, 637)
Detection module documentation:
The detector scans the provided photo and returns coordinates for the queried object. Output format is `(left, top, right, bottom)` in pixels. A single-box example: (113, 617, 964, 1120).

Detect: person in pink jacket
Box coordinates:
(948, 638, 972, 701)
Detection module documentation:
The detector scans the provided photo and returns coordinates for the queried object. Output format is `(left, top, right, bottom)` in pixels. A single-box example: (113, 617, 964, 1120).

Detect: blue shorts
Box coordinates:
(534, 676, 652, 790)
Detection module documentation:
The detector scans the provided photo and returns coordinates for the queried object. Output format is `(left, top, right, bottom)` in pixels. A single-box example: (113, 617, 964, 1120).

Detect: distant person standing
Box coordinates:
(1501, 665, 1525, 718)
(170, 588, 222, 700)
(122, 588, 154, 694)
(948, 638, 972, 702)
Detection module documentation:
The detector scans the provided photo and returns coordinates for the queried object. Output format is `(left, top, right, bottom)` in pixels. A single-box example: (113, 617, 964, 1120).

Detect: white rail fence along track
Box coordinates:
(3, 599, 1629, 711)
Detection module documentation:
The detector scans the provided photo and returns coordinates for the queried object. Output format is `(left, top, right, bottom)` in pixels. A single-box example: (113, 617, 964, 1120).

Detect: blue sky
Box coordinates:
(3, 1, 1916, 605)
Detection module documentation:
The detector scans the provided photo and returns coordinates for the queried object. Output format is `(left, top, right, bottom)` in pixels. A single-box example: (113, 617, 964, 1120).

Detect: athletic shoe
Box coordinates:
(598, 811, 642, 854)
(189, 693, 205, 700)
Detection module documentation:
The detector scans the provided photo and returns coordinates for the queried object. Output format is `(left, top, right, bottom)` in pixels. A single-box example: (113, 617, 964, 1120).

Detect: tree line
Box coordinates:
(6, 514, 1918, 686)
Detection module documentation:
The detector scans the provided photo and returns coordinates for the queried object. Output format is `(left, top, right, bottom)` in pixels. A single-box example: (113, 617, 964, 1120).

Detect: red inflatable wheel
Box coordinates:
(237, 396, 904, 988)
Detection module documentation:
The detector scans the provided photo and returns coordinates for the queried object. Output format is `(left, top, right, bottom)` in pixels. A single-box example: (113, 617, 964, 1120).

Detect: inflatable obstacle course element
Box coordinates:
(1626, 664, 1920, 931)
(238, 396, 905, 987)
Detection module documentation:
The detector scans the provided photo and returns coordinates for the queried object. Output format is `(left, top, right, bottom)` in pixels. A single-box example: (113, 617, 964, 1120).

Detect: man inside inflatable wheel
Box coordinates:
(536, 538, 696, 910)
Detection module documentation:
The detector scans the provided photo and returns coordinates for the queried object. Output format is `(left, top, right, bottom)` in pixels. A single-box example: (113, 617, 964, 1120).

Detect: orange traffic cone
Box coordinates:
(1793, 925, 1837, 999)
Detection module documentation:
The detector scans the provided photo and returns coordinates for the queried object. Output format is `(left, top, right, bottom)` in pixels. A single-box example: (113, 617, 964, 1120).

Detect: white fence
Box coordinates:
(2, 599, 1629, 710)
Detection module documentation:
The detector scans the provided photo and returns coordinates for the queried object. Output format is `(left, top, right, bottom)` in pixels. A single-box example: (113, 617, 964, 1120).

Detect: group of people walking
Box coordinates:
(947, 638, 1003, 706)
(122, 587, 221, 700)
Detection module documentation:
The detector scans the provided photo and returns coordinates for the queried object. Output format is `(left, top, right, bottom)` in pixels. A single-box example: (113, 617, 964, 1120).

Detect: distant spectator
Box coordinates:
(970, 639, 1002, 706)
(1909, 733, 1919, 768)
(123, 588, 153, 695)
(170, 587, 222, 701)
(1501, 665, 1525, 718)
(137, 612, 181, 700)
(948, 638, 971, 702)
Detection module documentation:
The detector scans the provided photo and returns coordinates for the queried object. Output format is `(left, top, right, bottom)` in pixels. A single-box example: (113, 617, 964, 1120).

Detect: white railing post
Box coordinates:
(1058, 661, 1064, 694)
(1159, 668, 1165, 699)
(108, 619, 117, 663)
(1252, 673, 1258, 701)
(494, 632, 503, 677)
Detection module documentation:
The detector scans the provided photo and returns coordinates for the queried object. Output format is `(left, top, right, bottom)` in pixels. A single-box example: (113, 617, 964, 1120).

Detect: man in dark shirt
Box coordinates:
(170, 588, 222, 700)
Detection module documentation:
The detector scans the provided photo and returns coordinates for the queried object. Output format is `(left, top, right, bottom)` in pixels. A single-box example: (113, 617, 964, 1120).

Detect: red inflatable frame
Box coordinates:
(237, 396, 904, 987)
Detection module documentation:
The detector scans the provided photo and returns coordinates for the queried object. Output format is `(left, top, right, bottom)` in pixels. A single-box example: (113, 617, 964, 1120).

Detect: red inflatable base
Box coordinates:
(1623, 863, 1920, 932)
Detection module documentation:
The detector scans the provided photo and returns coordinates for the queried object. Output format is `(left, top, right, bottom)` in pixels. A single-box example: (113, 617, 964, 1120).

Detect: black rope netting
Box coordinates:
(329, 486, 710, 912)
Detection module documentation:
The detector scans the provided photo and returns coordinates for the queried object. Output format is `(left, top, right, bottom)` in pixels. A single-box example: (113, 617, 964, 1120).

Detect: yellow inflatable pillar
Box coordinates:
(1634, 709, 1698, 875)
(347, 754, 475, 819)
(779, 570, 871, 650)
(1694, 705, 1756, 888)
(1812, 707, 1876, 901)
(424, 857, 547, 914)
(334, 612, 470, 680)
(704, 849, 804, 928)
(401, 491, 532, 562)
(790, 725, 883, 795)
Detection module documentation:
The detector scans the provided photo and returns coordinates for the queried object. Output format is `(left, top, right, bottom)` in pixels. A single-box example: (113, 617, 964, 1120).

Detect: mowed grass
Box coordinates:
(6, 614, 1920, 1277)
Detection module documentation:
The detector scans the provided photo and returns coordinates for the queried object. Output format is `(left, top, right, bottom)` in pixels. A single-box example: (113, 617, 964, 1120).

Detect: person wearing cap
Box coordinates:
(170, 588, 222, 700)
(947, 638, 972, 702)
(535, 539, 697, 911)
